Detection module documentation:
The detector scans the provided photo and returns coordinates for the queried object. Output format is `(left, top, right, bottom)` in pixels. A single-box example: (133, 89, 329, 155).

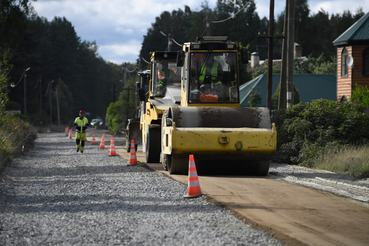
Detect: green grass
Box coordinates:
(309, 145, 369, 179)
(0, 115, 37, 172)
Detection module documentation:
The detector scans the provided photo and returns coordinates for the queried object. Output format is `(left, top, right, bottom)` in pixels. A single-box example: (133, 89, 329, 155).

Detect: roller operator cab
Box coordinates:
(140, 51, 181, 163)
(160, 36, 277, 175)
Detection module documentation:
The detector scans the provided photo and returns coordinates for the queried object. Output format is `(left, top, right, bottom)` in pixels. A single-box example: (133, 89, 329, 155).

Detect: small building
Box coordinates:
(240, 74, 337, 107)
(333, 12, 369, 101)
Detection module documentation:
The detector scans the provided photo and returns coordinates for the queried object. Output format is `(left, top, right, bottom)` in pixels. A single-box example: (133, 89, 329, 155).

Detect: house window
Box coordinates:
(364, 48, 369, 76)
(341, 48, 348, 77)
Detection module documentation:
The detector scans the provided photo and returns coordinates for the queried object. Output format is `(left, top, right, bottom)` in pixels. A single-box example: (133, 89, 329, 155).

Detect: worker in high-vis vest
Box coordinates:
(74, 110, 89, 153)
(192, 53, 223, 88)
(157, 60, 178, 87)
(197, 54, 223, 87)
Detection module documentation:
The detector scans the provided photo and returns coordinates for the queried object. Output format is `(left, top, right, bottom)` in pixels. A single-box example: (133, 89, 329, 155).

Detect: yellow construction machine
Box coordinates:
(140, 51, 182, 163)
(125, 70, 150, 152)
(160, 36, 277, 175)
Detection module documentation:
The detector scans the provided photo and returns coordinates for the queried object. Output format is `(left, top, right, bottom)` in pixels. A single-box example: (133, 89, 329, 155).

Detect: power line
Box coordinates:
(12, 71, 25, 87)
(160, 31, 182, 47)
(171, 38, 182, 47)
(211, 3, 250, 24)
(125, 66, 137, 73)
(142, 57, 150, 64)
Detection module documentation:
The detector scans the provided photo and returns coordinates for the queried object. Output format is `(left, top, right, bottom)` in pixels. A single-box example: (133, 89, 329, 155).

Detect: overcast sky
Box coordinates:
(32, 0, 369, 65)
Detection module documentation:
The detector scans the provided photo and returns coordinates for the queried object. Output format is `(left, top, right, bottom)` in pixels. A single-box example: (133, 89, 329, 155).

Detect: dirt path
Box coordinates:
(91, 130, 369, 246)
(143, 164, 369, 246)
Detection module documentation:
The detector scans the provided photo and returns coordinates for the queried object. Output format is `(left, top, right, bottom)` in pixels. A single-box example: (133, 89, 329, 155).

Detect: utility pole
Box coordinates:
(266, 0, 275, 112)
(24, 71, 27, 115)
(49, 85, 52, 124)
(168, 33, 172, 51)
(122, 62, 130, 126)
(286, 0, 295, 109)
(121, 87, 133, 127)
(123, 63, 127, 88)
(56, 83, 60, 126)
(278, 0, 288, 110)
(39, 76, 42, 125)
(48, 80, 54, 125)
(113, 83, 116, 102)
(126, 87, 130, 120)
(257, 1, 284, 112)
(23, 67, 31, 114)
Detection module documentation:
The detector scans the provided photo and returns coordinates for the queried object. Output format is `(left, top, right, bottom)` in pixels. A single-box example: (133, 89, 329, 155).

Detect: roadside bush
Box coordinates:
(248, 87, 262, 107)
(106, 101, 126, 132)
(350, 84, 369, 107)
(272, 99, 369, 164)
(0, 114, 37, 171)
(271, 82, 302, 110)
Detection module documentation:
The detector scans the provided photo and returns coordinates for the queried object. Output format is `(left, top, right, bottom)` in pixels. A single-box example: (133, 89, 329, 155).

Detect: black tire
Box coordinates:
(167, 155, 188, 175)
(126, 137, 130, 152)
(126, 139, 138, 153)
(254, 161, 270, 176)
(161, 153, 168, 171)
(145, 125, 161, 163)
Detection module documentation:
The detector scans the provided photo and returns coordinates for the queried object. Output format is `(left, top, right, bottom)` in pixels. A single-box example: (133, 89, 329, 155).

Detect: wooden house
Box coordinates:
(333, 12, 369, 102)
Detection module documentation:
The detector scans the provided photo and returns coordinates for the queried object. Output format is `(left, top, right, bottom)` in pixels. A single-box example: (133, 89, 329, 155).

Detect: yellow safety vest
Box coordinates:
(158, 69, 176, 87)
(199, 61, 222, 85)
(74, 117, 89, 133)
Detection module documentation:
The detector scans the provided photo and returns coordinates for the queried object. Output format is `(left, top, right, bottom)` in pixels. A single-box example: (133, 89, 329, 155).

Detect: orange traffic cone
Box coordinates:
(99, 134, 105, 149)
(91, 132, 97, 145)
(109, 137, 116, 156)
(68, 129, 72, 139)
(65, 126, 69, 137)
(129, 139, 137, 165)
(184, 155, 201, 198)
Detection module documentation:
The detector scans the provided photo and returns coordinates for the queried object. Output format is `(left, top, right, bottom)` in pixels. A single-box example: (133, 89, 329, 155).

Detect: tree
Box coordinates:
(186, 2, 213, 40)
(272, 82, 301, 110)
(139, 7, 191, 70)
(248, 87, 261, 106)
(294, 0, 310, 53)
(330, 9, 364, 44)
(350, 84, 369, 107)
(213, 0, 261, 47)
(0, 60, 11, 116)
(6, 14, 124, 125)
(294, 55, 336, 74)
(0, 0, 35, 58)
(106, 68, 138, 131)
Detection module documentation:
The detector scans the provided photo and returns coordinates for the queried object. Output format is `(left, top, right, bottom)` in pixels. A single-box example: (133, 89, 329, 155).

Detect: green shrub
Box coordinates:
(248, 87, 262, 107)
(0, 114, 37, 171)
(350, 84, 369, 107)
(272, 99, 369, 164)
(106, 101, 126, 132)
(271, 82, 302, 110)
(297, 141, 344, 168)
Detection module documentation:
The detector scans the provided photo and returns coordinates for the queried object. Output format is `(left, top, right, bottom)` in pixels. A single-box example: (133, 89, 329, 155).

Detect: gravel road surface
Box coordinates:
(0, 133, 281, 245)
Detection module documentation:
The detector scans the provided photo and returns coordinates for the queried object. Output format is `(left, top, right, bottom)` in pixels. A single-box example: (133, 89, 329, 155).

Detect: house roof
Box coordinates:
(333, 12, 369, 46)
(240, 74, 337, 107)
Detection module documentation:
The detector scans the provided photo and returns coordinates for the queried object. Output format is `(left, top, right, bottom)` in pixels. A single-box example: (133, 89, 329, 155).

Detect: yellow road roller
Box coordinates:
(140, 51, 182, 163)
(159, 36, 277, 175)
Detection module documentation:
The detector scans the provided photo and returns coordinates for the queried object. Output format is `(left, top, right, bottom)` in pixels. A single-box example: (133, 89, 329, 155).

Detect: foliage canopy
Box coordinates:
(272, 85, 369, 166)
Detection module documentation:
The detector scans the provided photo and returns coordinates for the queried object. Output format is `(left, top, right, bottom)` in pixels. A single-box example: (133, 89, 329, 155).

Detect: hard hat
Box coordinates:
(79, 110, 84, 114)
